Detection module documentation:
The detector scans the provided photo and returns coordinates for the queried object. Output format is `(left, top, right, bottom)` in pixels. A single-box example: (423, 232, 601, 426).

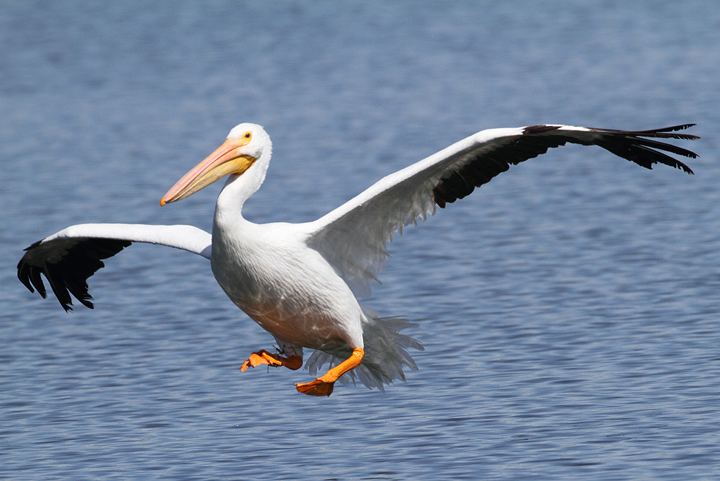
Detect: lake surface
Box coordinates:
(1, 1, 718, 480)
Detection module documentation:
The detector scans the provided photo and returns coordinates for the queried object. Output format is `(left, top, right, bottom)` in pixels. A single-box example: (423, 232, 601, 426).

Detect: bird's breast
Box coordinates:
(209, 224, 363, 348)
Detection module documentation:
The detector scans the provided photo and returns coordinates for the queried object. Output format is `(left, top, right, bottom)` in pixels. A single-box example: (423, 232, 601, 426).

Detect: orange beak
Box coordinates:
(160, 138, 255, 206)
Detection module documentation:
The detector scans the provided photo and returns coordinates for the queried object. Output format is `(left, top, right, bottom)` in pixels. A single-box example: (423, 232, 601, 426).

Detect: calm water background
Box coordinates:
(1, 1, 718, 480)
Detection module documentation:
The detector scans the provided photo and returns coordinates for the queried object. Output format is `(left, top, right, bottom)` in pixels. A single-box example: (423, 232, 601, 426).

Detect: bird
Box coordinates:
(17, 122, 699, 396)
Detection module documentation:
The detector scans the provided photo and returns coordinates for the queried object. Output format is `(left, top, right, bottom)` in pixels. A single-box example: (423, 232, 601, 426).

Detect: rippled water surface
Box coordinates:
(2, 1, 718, 480)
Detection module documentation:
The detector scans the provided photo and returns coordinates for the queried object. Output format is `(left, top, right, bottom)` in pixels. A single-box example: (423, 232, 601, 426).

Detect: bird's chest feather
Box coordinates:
(210, 228, 361, 346)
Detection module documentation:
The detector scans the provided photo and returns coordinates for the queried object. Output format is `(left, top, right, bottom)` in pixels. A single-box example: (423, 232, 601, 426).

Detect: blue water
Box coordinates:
(2, 1, 718, 479)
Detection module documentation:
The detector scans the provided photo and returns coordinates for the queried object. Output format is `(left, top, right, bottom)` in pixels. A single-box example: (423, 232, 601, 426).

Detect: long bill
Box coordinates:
(160, 138, 255, 205)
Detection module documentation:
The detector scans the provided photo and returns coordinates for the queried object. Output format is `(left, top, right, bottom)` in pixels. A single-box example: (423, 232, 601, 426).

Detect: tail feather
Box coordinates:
(305, 309, 423, 390)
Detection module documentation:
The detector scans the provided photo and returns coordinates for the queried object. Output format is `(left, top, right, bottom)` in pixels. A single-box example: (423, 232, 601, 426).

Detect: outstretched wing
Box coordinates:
(306, 124, 699, 296)
(17, 223, 212, 311)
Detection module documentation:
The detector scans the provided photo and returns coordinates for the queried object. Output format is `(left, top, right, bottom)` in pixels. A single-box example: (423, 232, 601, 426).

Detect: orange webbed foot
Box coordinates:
(295, 378, 335, 396)
(240, 350, 302, 372)
(295, 347, 365, 397)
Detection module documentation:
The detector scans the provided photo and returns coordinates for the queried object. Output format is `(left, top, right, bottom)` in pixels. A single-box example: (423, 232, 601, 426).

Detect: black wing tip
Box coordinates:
(59, 299, 93, 312)
(646, 123, 697, 134)
(77, 295, 95, 309)
(678, 159, 695, 175)
(24, 240, 42, 251)
(668, 161, 694, 175)
(676, 163, 694, 175)
(18, 240, 45, 292)
(589, 123, 700, 174)
(616, 123, 700, 141)
(17, 264, 33, 293)
(637, 124, 699, 173)
(18, 237, 129, 312)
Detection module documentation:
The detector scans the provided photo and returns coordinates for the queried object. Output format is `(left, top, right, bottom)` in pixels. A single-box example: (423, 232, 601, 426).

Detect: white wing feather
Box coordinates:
(43, 223, 212, 258)
(305, 124, 697, 296)
(306, 127, 527, 296)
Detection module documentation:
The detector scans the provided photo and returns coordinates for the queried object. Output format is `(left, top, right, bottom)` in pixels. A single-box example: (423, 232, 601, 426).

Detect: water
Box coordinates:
(1, 1, 718, 479)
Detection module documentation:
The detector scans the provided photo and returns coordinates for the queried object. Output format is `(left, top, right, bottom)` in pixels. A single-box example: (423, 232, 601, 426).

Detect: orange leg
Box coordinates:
(295, 347, 365, 397)
(240, 349, 303, 372)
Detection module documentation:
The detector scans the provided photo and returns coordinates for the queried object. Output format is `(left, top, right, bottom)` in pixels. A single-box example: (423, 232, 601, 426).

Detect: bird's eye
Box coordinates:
(244, 132, 252, 139)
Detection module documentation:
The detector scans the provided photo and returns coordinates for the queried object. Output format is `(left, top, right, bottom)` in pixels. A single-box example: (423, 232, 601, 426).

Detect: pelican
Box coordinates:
(17, 122, 699, 396)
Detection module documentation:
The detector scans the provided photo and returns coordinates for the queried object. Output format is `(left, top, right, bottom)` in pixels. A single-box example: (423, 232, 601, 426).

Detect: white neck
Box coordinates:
(213, 147, 272, 227)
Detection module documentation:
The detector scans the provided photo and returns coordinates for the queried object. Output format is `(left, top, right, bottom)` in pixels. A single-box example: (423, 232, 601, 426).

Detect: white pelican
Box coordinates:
(17, 122, 698, 396)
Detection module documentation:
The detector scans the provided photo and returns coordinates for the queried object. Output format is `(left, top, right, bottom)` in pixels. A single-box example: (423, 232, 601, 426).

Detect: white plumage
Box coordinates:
(18, 122, 698, 395)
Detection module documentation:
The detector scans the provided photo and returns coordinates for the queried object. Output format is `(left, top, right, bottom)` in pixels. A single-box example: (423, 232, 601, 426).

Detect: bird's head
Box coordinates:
(160, 123, 271, 205)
